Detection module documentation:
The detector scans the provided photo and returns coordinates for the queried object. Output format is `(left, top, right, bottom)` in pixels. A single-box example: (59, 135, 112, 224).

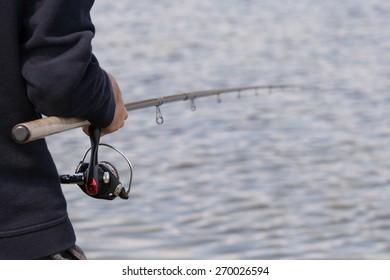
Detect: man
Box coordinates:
(0, 0, 128, 259)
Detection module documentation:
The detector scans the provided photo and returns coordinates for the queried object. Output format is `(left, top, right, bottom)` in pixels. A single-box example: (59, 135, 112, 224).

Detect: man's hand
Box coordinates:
(101, 73, 128, 135)
(83, 73, 128, 136)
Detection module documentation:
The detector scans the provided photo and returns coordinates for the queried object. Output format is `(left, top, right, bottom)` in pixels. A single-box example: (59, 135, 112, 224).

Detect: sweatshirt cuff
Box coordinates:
(86, 70, 116, 128)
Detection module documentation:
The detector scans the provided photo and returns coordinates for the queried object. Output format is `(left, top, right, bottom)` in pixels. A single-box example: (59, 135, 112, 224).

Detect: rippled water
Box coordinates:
(48, 0, 390, 259)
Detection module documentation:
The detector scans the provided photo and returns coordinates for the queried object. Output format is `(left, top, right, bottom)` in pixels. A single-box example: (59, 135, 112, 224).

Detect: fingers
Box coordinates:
(82, 125, 89, 136)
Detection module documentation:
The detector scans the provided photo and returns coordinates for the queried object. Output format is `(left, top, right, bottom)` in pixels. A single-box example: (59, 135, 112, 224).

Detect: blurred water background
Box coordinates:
(48, 0, 390, 259)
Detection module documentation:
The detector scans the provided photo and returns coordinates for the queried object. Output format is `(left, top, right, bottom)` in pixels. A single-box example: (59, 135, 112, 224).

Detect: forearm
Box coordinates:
(20, 0, 115, 128)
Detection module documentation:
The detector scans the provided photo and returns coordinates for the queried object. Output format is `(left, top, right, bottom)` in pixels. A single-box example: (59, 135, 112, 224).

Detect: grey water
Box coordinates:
(48, 0, 390, 259)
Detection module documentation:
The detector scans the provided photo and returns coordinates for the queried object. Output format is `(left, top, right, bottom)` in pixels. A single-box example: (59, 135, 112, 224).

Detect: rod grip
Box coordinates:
(12, 116, 89, 144)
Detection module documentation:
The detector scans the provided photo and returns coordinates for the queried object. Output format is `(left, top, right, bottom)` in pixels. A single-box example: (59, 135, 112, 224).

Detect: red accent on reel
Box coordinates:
(86, 177, 99, 196)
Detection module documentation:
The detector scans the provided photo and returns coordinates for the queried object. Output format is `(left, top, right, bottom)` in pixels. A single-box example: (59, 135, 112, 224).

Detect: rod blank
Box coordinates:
(12, 85, 297, 144)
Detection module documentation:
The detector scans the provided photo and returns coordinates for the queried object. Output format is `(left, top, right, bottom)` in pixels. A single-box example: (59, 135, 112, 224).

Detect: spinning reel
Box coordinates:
(60, 126, 133, 200)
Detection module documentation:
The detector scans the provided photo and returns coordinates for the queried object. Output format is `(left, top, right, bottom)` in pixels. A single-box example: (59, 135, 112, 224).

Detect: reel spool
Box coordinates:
(60, 126, 133, 200)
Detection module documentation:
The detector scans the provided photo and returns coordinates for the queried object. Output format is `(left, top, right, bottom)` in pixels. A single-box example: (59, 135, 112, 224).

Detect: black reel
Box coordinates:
(60, 126, 133, 200)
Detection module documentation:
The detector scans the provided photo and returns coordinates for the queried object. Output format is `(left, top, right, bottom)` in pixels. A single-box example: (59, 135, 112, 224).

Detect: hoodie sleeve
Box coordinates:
(20, 0, 115, 128)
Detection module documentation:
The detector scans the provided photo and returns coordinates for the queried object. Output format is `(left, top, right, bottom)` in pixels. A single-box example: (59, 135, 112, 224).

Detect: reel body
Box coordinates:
(60, 126, 132, 201)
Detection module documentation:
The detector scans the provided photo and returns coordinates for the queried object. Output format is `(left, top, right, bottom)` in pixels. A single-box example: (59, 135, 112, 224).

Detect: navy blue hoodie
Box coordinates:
(0, 0, 115, 259)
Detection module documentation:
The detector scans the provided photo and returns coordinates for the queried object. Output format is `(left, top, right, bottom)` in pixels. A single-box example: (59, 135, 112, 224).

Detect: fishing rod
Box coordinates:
(11, 84, 305, 201)
(12, 84, 300, 144)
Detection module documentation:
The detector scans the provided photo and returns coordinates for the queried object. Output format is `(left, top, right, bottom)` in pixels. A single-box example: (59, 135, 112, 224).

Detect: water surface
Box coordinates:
(48, 0, 390, 259)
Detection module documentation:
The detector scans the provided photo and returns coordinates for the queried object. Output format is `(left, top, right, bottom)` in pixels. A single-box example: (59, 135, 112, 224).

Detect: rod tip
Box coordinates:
(12, 125, 30, 144)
